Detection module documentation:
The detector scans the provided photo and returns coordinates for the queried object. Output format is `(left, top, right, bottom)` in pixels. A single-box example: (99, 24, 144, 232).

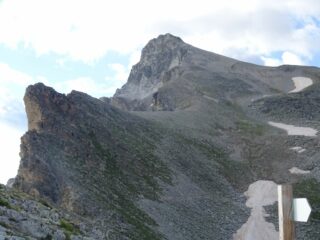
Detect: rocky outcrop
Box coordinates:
(24, 83, 71, 132)
(112, 33, 190, 110)
(14, 83, 176, 239)
(0, 184, 107, 239)
(16, 84, 69, 204)
(114, 34, 187, 97)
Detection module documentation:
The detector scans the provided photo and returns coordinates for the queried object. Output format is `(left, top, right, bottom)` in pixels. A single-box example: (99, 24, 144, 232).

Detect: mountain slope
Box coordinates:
(4, 33, 320, 239)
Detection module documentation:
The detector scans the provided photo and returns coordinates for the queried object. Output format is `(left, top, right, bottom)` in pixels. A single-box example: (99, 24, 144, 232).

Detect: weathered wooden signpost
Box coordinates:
(278, 185, 312, 240)
(278, 185, 295, 240)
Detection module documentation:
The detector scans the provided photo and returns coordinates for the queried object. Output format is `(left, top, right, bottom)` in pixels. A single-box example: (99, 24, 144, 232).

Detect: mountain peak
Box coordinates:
(154, 33, 184, 42)
(146, 33, 184, 46)
(112, 34, 189, 109)
(140, 33, 185, 60)
(140, 33, 186, 58)
(158, 33, 183, 41)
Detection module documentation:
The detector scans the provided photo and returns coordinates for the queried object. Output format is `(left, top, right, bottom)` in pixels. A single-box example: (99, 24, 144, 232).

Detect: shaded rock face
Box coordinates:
(24, 84, 72, 132)
(16, 84, 67, 203)
(12, 34, 320, 239)
(113, 34, 188, 109)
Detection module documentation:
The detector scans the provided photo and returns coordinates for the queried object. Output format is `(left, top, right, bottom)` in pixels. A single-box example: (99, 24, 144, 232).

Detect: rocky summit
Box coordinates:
(1, 33, 320, 239)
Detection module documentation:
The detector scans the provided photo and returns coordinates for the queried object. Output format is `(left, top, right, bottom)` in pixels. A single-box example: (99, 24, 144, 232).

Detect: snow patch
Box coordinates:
(233, 180, 278, 240)
(268, 121, 317, 136)
(289, 167, 310, 175)
(290, 146, 306, 153)
(289, 77, 313, 93)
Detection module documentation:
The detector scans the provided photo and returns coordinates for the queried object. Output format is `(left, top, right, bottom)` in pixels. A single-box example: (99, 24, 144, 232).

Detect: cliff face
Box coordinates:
(6, 34, 320, 239)
(17, 84, 72, 204)
(14, 83, 174, 239)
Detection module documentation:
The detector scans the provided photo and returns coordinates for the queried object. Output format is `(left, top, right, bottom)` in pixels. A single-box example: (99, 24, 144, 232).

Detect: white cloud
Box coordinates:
(56, 58, 67, 67)
(0, 63, 35, 183)
(0, 122, 22, 184)
(261, 57, 282, 67)
(128, 51, 141, 68)
(50, 75, 124, 98)
(261, 51, 305, 66)
(0, 0, 319, 65)
(53, 77, 99, 95)
(0, 0, 152, 63)
(0, 63, 33, 85)
(0, 63, 36, 118)
(281, 51, 304, 65)
(108, 64, 128, 84)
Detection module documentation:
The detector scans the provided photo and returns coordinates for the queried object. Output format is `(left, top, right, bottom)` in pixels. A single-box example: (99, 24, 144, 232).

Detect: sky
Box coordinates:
(0, 0, 320, 184)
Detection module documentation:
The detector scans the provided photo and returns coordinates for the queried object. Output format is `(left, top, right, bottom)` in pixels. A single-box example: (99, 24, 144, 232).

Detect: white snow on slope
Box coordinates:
(289, 77, 313, 93)
(233, 180, 278, 240)
(268, 121, 317, 136)
(290, 146, 306, 153)
(289, 167, 310, 175)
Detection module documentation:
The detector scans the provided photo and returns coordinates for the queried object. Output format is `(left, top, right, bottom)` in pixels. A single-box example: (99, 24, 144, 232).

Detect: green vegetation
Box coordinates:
(87, 126, 170, 240)
(65, 232, 71, 240)
(294, 178, 320, 221)
(60, 219, 75, 232)
(59, 219, 80, 238)
(64, 114, 172, 239)
(112, 190, 163, 240)
(89, 126, 172, 194)
(40, 234, 53, 240)
(0, 189, 24, 212)
(176, 134, 252, 188)
(89, 131, 121, 177)
(39, 198, 52, 209)
(0, 198, 11, 209)
(236, 120, 265, 136)
(0, 221, 9, 228)
(8, 217, 17, 222)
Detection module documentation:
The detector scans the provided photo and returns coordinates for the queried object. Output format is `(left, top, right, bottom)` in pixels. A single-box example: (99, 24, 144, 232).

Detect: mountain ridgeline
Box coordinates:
(1, 34, 320, 239)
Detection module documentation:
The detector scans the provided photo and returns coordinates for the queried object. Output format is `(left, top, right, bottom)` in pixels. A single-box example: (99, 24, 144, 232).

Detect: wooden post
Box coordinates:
(278, 185, 295, 240)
